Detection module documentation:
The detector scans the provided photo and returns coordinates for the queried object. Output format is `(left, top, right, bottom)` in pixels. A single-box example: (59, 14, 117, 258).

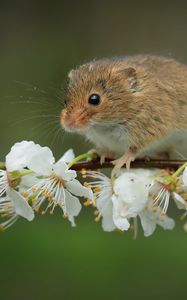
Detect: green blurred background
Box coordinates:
(0, 1, 187, 299)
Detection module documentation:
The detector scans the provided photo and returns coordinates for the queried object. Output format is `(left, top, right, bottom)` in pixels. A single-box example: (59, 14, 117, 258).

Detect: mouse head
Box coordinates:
(61, 59, 141, 132)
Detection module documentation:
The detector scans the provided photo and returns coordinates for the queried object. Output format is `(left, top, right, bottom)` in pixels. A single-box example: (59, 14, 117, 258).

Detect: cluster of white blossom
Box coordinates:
(0, 141, 93, 229)
(83, 170, 174, 237)
(0, 140, 187, 237)
(83, 165, 187, 236)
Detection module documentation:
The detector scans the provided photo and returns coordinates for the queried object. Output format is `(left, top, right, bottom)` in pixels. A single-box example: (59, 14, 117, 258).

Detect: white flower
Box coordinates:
(139, 205, 175, 237)
(85, 168, 175, 237)
(6, 141, 45, 172)
(112, 170, 175, 236)
(0, 142, 35, 229)
(86, 169, 156, 233)
(13, 143, 94, 226)
(150, 170, 187, 215)
(84, 171, 115, 232)
(0, 141, 43, 196)
(0, 189, 34, 230)
(149, 181, 171, 215)
(112, 169, 155, 231)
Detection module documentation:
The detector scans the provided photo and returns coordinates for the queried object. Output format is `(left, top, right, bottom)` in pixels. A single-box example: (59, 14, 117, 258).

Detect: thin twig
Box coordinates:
(0, 159, 186, 172)
(71, 158, 186, 171)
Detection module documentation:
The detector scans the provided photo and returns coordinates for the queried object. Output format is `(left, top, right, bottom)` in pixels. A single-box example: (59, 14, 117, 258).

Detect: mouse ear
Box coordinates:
(124, 67, 140, 93)
(124, 67, 136, 78)
(112, 65, 141, 93)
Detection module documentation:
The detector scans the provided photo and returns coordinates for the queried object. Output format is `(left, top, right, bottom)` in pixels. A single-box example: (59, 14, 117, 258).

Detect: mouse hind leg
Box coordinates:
(111, 147, 137, 178)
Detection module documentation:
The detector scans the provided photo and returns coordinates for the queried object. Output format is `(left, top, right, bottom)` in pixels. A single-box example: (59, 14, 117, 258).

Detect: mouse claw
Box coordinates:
(100, 151, 114, 165)
(87, 149, 100, 160)
(100, 154, 106, 165)
(111, 149, 136, 178)
(88, 149, 114, 164)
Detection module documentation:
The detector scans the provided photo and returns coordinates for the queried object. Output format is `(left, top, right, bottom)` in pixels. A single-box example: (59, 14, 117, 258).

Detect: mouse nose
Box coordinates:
(61, 109, 88, 130)
(62, 116, 76, 129)
(60, 110, 74, 129)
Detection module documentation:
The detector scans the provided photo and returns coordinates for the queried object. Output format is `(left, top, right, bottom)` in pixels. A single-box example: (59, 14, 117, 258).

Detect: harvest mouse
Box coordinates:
(61, 55, 187, 175)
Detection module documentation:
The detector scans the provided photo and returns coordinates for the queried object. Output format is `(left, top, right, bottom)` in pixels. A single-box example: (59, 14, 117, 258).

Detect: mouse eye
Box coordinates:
(88, 94, 101, 106)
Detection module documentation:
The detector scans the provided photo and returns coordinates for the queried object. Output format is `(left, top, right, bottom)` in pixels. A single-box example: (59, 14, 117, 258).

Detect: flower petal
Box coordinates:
(173, 192, 187, 210)
(6, 141, 55, 176)
(53, 161, 77, 181)
(0, 197, 6, 203)
(113, 214, 130, 231)
(8, 189, 34, 221)
(102, 214, 116, 232)
(101, 200, 116, 232)
(157, 215, 175, 230)
(65, 179, 93, 200)
(112, 195, 130, 231)
(64, 189, 82, 225)
(139, 212, 156, 237)
(27, 145, 54, 175)
(58, 149, 75, 164)
(139, 206, 175, 237)
(20, 173, 40, 192)
(6, 141, 36, 171)
(182, 167, 187, 186)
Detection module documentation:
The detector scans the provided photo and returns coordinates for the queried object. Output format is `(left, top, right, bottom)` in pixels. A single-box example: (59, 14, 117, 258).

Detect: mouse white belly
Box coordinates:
(84, 124, 187, 160)
(84, 124, 131, 155)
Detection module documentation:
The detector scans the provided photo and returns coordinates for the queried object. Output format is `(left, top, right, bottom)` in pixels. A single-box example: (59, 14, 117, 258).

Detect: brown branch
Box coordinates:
(0, 159, 186, 172)
(71, 158, 186, 171)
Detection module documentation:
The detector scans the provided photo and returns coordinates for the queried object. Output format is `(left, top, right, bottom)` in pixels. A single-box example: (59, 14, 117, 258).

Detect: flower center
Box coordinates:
(158, 176, 178, 192)
(50, 175, 65, 187)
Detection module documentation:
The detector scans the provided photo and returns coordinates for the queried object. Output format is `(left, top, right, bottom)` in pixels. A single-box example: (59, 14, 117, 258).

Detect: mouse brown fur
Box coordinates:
(61, 55, 187, 174)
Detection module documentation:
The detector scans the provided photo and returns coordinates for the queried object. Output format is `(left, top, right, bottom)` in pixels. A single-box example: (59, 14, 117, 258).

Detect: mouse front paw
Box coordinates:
(87, 149, 114, 165)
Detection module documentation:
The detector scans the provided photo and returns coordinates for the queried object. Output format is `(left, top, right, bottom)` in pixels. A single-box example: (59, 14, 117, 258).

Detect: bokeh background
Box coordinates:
(0, 1, 187, 299)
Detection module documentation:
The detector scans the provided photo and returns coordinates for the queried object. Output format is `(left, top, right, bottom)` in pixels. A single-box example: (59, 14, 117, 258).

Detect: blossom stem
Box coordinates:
(172, 162, 187, 178)
(67, 153, 97, 169)
(20, 170, 33, 176)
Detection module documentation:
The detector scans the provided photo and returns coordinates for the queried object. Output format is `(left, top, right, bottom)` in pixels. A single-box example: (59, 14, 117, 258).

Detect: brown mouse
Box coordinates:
(61, 55, 187, 175)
